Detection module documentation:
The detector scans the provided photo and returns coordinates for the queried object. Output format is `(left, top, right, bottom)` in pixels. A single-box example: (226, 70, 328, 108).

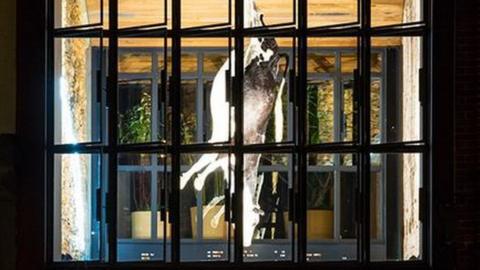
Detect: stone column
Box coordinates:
(401, 0, 422, 259)
(60, 0, 92, 260)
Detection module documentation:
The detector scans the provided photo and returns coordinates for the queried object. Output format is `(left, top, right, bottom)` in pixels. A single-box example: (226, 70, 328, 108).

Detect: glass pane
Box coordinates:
(119, 0, 166, 28)
(245, 0, 295, 28)
(341, 53, 380, 74)
(118, 38, 169, 144)
(53, 153, 102, 261)
(54, 0, 105, 28)
(181, 39, 231, 145)
(243, 37, 294, 145)
(118, 80, 153, 143)
(54, 37, 103, 145)
(243, 153, 293, 262)
(181, 0, 230, 29)
(180, 153, 232, 262)
(308, 0, 358, 28)
(117, 153, 170, 262)
(371, 37, 423, 144)
(119, 52, 152, 73)
(372, 0, 423, 27)
(306, 153, 358, 261)
(307, 38, 358, 145)
(370, 153, 423, 261)
(307, 53, 336, 74)
(340, 53, 357, 74)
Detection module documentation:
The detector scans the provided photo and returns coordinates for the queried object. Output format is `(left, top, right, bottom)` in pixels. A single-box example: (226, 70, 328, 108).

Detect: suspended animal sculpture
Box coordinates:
(179, 0, 288, 247)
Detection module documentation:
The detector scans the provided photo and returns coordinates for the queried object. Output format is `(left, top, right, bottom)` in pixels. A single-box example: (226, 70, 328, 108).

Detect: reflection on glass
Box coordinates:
(308, 0, 358, 28)
(243, 153, 292, 262)
(53, 154, 101, 261)
(54, 0, 103, 28)
(119, 52, 152, 73)
(117, 153, 170, 262)
(307, 53, 336, 73)
(180, 153, 232, 262)
(119, 0, 166, 28)
(204, 54, 228, 74)
(370, 153, 423, 261)
(306, 153, 357, 261)
(181, 0, 229, 28)
(54, 37, 102, 145)
(371, 52, 383, 73)
(340, 53, 357, 74)
(245, 0, 295, 28)
(372, 0, 423, 27)
(371, 37, 422, 143)
(307, 80, 334, 144)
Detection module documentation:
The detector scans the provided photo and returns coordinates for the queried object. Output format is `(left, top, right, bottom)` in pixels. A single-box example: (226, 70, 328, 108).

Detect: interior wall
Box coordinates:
(0, 0, 16, 270)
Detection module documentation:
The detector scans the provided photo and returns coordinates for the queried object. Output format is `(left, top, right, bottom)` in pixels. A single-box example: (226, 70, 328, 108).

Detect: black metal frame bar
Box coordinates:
(45, 0, 431, 268)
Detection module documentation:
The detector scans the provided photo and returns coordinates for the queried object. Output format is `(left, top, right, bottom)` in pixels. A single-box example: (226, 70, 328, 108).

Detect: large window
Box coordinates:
(48, 0, 428, 267)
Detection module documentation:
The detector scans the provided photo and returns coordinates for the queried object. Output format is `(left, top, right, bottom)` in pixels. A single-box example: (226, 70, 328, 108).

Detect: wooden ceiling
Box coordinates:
(86, 0, 406, 47)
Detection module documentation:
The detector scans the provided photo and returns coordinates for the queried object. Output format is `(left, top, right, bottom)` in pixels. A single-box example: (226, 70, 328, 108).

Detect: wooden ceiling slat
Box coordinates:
(86, 0, 405, 47)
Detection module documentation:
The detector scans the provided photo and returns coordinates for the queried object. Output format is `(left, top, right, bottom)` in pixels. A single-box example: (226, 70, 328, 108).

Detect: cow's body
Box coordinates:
(179, 0, 284, 247)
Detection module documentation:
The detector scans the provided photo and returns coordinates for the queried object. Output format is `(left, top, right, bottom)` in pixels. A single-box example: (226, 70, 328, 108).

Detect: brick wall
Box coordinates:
(454, 0, 480, 269)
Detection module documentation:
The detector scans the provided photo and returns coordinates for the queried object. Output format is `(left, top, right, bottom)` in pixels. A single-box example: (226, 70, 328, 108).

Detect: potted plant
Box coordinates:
(119, 91, 170, 239)
(190, 170, 229, 240)
(306, 173, 334, 239)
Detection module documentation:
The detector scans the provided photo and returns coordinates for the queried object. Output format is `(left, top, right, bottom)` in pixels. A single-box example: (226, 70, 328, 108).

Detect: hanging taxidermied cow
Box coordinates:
(179, 0, 287, 247)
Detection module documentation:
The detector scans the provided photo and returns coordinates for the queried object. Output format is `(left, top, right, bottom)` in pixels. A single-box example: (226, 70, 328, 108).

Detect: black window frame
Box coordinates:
(44, 0, 433, 269)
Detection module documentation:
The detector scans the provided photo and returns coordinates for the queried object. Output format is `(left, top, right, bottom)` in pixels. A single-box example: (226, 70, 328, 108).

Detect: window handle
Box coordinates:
(159, 69, 167, 105)
(354, 187, 360, 224)
(160, 186, 167, 222)
(224, 188, 231, 222)
(231, 192, 237, 223)
(288, 70, 295, 103)
(167, 76, 173, 107)
(105, 192, 113, 225)
(288, 188, 294, 221)
(226, 70, 232, 103)
(96, 188, 102, 222)
(419, 68, 426, 105)
(419, 187, 426, 222)
(96, 69, 102, 103)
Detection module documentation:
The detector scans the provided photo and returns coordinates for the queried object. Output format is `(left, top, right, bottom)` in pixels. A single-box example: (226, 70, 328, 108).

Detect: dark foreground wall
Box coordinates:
(454, 0, 480, 269)
(8, 0, 480, 270)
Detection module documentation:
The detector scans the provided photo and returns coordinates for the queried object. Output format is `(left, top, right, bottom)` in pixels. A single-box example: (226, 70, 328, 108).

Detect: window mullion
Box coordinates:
(360, 0, 372, 264)
(170, 0, 181, 263)
(107, 0, 119, 263)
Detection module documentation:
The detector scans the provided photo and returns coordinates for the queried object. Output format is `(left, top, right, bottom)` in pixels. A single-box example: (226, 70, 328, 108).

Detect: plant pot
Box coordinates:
(283, 209, 334, 239)
(131, 211, 171, 239)
(190, 206, 228, 240)
(307, 209, 334, 239)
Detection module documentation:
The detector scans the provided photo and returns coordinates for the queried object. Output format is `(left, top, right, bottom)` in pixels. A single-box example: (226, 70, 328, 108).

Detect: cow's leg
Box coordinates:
(211, 204, 225, 229)
(180, 153, 218, 190)
(194, 155, 228, 191)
